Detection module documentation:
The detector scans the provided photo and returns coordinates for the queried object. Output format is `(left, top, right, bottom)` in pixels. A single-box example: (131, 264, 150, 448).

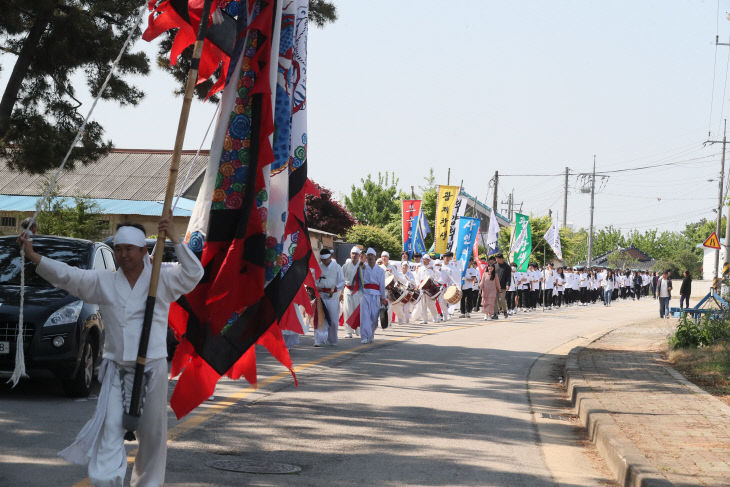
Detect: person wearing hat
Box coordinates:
(360, 248, 387, 344)
(380, 251, 398, 276)
(415, 254, 440, 324)
(440, 251, 461, 320)
(341, 246, 364, 338)
(315, 248, 344, 346)
(18, 213, 204, 487)
(393, 260, 416, 324)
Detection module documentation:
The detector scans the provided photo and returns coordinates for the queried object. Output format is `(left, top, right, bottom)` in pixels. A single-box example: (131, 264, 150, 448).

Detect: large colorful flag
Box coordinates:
(434, 185, 459, 254)
(544, 219, 563, 261)
(402, 199, 422, 255)
(447, 194, 467, 253)
(486, 208, 500, 256)
(455, 217, 481, 280)
(410, 209, 429, 255)
(510, 213, 532, 272)
(150, 0, 317, 419)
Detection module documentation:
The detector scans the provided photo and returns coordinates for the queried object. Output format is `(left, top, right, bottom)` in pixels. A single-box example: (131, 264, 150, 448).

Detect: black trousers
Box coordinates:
(507, 290, 516, 310)
(460, 289, 477, 313)
(579, 287, 587, 303)
(553, 290, 562, 307)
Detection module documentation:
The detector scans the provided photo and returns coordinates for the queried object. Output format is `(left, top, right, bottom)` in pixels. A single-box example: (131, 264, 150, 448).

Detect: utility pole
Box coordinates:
(705, 119, 727, 280)
(411, 185, 415, 199)
(492, 170, 499, 216)
(563, 166, 569, 228)
(447, 167, 451, 185)
(509, 191, 514, 220)
(587, 156, 596, 269)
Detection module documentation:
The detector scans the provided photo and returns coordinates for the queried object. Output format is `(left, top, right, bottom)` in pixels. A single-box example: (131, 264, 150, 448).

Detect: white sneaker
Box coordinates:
(484, 314, 490, 320)
(361, 339, 368, 344)
(466, 313, 471, 318)
(346, 332, 353, 338)
(422, 320, 428, 324)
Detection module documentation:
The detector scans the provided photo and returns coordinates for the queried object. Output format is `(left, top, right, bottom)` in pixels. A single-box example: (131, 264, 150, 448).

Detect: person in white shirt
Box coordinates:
(570, 268, 581, 305)
(416, 254, 441, 324)
(602, 270, 615, 306)
(554, 267, 566, 307)
(434, 260, 452, 320)
(341, 247, 363, 338)
(394, 261, 416, 324)
(657, 270, 673, 318)
(527, 263, 539, 310)
(315, 248, 345, 346)
(542, 264, 555, 309)
(461, 259, 480, 317)
(515, 266, 529, 312)
(360, 248, 387, 343)
(19, 216, 204, 487)
(578, 269, 588, 305)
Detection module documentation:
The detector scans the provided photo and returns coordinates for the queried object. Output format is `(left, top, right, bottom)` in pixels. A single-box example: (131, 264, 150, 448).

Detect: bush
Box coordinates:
(671, 313, 730, 349)
(344, 224, 401, 257)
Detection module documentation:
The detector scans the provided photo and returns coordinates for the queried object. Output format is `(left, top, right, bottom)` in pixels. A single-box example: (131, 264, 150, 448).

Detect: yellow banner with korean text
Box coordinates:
(434, 185, 460, 254)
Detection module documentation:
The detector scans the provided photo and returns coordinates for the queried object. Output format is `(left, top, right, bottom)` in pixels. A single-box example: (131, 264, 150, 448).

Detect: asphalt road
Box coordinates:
(0, 298, 660, 486)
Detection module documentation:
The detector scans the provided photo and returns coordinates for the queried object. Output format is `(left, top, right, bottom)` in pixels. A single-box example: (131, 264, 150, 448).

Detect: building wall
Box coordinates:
(0, 209, 189, 240)
(309, 230, 336, 255)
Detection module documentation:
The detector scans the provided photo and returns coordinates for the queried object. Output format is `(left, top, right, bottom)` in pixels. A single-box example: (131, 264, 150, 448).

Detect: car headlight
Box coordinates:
(43, 300, 83, 327)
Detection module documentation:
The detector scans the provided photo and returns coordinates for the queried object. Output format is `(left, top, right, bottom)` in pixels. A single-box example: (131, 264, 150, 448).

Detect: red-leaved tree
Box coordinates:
(306, 181, 356, 235)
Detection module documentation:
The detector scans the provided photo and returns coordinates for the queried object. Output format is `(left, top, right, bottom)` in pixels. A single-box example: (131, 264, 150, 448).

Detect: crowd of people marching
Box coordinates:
(284, 246, 676, 350)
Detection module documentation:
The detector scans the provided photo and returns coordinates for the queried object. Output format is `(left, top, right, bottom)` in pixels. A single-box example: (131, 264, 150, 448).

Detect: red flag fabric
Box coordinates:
(156, 0, 313, 419)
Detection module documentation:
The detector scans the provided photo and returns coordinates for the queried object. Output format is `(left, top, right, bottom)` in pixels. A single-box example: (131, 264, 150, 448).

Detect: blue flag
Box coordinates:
(455, 217, 481, 281)
(409, 209, 429, 255)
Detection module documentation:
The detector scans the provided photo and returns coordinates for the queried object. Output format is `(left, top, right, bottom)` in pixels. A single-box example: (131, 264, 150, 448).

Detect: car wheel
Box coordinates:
(62, 339, 95, 397)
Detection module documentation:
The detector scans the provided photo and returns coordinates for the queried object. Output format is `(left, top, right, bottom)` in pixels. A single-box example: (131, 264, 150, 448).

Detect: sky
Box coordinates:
(2, 1, 729, 235)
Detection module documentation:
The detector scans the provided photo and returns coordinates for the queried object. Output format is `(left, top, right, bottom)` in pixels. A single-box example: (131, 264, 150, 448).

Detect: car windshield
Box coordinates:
(0, 238, 91, 288)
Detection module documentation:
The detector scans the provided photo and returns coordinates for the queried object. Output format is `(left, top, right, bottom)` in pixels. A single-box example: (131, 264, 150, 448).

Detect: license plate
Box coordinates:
(0, 341, 9, 354)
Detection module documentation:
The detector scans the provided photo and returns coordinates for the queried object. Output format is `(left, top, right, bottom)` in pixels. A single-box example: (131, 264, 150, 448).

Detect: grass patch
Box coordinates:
(666, 341, 730, 397)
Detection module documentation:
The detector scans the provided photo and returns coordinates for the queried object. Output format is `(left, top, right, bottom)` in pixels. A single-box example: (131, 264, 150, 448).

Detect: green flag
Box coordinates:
(510, 213, 532, 272)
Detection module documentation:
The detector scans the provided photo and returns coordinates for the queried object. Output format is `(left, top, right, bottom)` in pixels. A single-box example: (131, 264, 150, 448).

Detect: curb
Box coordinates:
(564, 346, 674, 487)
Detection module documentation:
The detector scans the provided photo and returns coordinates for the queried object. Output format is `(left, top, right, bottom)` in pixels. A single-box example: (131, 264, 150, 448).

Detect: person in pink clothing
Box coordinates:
(480, 263, 502, 320)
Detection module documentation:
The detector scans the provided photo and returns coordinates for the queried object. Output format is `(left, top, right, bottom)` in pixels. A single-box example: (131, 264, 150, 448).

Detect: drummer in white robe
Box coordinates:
(441, 251, 461, 319)
(360, 248, 387, 344)
(416, 254, 440, 324)
(395, 261, 416, 324)
(341, 246, 363, 338)
(315, 248, 344, 346)
(19, 216, 203, 487)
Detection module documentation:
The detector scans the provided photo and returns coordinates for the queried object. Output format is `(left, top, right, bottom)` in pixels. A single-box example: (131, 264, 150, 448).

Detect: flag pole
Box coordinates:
(123, 0, 215, 441)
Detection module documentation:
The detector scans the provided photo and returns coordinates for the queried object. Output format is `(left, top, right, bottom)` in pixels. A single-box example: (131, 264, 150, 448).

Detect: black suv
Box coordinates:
(0, 236, 114, 396)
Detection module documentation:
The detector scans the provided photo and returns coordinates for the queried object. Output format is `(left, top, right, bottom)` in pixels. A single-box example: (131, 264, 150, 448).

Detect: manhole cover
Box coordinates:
(206, 459, 302, 474)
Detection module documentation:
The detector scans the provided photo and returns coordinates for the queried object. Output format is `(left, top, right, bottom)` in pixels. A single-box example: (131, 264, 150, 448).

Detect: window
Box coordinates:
(1, 216, 16, 227)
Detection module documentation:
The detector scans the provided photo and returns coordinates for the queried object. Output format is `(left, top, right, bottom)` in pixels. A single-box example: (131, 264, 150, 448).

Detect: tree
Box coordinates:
(305, 181, 355, 235)
(1, 1, 337, 173)
(36, 195, 107, 241)
(344, 224, 401, 257)
(345, 172, 401, 226)
(0, 0, 150, 173)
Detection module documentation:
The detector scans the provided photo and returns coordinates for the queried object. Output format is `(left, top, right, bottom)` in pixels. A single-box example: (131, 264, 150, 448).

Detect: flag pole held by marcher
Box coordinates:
(123, 0, 215, 441)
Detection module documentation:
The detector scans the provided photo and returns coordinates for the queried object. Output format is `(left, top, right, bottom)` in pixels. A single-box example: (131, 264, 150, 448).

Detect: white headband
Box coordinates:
(366, 248, 376, 256)
(351, 246, 361, 254)
(113, 226, 146, 247)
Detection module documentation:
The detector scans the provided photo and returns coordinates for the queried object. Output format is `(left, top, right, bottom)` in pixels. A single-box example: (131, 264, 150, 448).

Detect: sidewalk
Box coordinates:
(564, 318, 730, 487)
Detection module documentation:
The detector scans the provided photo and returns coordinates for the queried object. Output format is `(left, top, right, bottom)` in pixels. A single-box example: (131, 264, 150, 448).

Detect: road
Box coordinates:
(0, 299, 659, 486)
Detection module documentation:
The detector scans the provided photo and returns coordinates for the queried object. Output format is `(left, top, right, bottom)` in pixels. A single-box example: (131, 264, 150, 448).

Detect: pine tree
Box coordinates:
(0, 1, 337, 174)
